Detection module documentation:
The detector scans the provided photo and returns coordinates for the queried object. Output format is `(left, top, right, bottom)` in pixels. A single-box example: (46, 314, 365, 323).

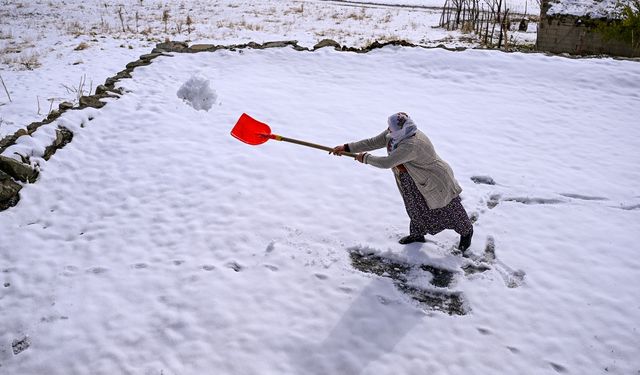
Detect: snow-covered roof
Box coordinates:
(547, 0, 624, 18)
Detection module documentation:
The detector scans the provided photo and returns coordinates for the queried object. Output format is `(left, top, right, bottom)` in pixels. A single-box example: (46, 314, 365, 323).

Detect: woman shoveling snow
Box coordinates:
(331, 112, 473, 249)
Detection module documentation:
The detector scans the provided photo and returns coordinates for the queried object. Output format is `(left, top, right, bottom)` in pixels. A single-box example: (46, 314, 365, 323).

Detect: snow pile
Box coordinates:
(176, 75, 217, 111)
(547, 0, 621, 18)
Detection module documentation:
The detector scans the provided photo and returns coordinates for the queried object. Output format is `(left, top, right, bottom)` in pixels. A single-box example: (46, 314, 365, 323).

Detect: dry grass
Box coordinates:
(18, 51, 41, 70)
(346, 8, 370, 21)
(66, 20, 86, 36)
(461, 21, 474, 34)
(74, 41, 89, 51)
(284, 3, 304, 15)
(61, 74, 91, 104)
(216, 19, 264, 32)
(0, 28, 12, 39)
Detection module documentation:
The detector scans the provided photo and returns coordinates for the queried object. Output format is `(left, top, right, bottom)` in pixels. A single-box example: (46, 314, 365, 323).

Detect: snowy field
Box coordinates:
(0, 0, 539, 137)
(2, 44, 640, 374)
(2, 1, 640, 375)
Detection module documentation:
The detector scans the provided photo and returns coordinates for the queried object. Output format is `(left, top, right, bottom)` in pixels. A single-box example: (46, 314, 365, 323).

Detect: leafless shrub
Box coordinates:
(217, 19, 264, 31)
(19, 52, 41, 70)
(66, 21, 85, 36)
(346, 7, 369, 21)
(461, 21, 474, 33)
(61, 74, 92, 104)
(284, 3, 304, 15)
(0, 28, 13, 39)
(98, 15, 111, 33)
(186, 14, 193, 34)
(0, 73, 11, 102)
(74, 42, 89, 51)
(47, 98, 55, 115)
(117, 6, 126, 32)
(37, 96, 57, 116)
(162, 9, 170, 33)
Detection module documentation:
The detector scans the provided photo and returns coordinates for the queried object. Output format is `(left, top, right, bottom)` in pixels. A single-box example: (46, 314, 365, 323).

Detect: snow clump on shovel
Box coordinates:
(177, 74, 217, 111)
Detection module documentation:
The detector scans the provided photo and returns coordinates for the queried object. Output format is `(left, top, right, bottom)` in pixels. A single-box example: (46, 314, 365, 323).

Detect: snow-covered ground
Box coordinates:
(0, 0, 539, 138)
(2, 1, 640, 374)
(2, 44, 640, 374)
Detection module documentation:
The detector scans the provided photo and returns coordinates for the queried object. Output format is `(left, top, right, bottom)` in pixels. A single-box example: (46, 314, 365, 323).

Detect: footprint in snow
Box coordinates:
(506, 346, 520, 354)
(470, 175, 496, 185)
(487, 194, 501, 209)
(12, 336, 30, 355)
(465, 236, 525, 288)
(559, 193, 608, 201)
(549, 362, 568, 373)
(62, 265, 79, 276)
(202, 265, 215, 271)
(40, 315, 69, 323)
(314, 273, 328, 280)
(503, 197, 564, 205)
(618, 203, 640, 211)
(487, 194, 564, 208)
(265, 241, 275, 253)
(263, 264, 279, 271)
(225, 262, 243, 272)
(338, 286, 353, 294)
(86, 267, 108, 274)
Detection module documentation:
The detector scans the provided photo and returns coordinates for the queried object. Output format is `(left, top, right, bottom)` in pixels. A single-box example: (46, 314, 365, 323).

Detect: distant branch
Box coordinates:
(0, 74, 11, 102)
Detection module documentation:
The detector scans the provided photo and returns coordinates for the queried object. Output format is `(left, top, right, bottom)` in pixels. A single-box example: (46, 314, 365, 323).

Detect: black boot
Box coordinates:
(458, 228, 473, 251)
(399, 234, 426, 245)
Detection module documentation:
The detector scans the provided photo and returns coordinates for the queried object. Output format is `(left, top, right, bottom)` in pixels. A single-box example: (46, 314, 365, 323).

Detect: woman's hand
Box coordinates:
(330, 145, 345, 156)
(356, 153, 367, 163)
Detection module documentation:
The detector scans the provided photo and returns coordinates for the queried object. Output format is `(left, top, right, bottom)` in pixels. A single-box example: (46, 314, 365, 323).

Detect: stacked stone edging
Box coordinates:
(5, 37, 632, 212)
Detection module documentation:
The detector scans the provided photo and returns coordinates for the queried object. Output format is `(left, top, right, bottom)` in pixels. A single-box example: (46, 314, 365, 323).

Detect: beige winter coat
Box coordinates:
(348, 129, 462, 209)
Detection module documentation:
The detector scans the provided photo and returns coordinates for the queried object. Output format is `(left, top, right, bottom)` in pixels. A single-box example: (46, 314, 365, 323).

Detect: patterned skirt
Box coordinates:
(398, 171, 473, 236)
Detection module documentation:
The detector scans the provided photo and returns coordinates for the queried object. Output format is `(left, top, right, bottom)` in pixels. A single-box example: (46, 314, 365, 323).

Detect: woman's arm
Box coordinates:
(358, 142, 416, 169)
(346, 130, 390, 153)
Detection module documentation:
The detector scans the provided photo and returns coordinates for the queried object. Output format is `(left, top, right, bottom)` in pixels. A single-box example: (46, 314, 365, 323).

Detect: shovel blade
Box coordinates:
(231, 113, 272, 145)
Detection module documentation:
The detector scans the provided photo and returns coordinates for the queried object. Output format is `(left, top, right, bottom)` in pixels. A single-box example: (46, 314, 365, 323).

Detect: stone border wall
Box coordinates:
(1, 37, 637, 211)
(0, 38, 470, 211)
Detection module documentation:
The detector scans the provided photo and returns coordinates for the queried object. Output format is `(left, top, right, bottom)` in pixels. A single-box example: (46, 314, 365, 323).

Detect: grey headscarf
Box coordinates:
(387, 112, 417, 151)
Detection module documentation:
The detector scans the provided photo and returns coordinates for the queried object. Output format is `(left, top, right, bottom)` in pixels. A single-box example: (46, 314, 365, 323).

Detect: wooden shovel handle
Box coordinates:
(270, 134, 358, 159)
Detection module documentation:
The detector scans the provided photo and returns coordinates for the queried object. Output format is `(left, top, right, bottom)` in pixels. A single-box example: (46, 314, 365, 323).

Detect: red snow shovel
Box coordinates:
(231, 113, 357, 158)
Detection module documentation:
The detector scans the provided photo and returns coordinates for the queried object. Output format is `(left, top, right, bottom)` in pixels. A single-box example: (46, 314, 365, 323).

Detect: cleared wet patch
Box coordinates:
(349, 250, 467, 316)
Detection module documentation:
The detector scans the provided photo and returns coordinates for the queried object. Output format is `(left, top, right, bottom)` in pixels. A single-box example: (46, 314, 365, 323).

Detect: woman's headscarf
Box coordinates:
(387, 112, 417, 151)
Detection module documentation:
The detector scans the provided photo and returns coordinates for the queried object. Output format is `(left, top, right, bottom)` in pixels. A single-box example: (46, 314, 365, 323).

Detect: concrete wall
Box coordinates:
(537, 15, 640, 57)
